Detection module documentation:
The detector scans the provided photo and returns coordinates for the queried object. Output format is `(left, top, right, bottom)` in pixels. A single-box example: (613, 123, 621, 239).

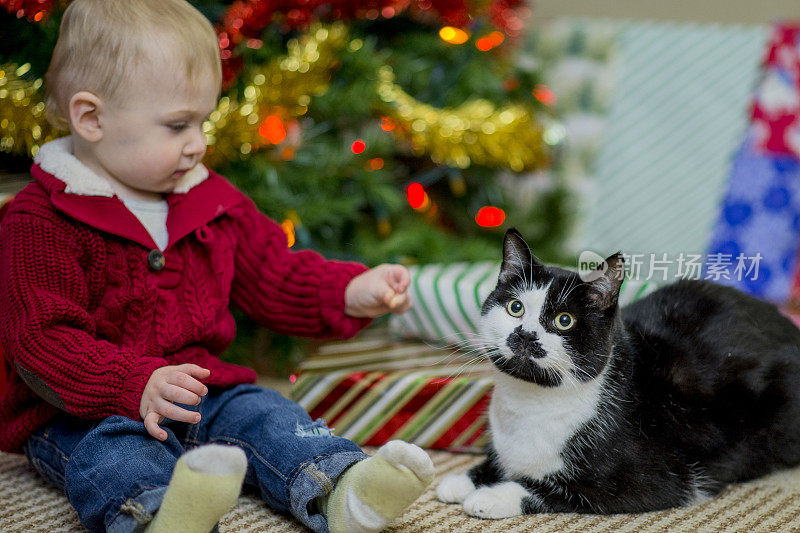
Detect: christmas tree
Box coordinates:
(1, 0, 569, 374)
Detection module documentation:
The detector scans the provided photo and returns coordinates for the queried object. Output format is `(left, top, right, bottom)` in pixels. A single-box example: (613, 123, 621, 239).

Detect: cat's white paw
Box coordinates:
(462, 481, 528, 519)
(436, 473, 476, 503)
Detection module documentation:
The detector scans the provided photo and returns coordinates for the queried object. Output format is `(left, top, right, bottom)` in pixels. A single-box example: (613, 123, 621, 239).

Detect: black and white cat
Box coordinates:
(437, 228, 800, 518)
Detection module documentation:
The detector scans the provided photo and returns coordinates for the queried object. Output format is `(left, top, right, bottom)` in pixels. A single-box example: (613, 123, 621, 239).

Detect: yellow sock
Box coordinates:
(325, 440, 435, 533)
(145, 444, 247, 533)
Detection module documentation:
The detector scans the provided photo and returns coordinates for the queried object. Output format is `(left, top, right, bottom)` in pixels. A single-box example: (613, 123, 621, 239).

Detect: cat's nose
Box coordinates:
(508, 326, 547, 359)
(516, 328, 538, 343)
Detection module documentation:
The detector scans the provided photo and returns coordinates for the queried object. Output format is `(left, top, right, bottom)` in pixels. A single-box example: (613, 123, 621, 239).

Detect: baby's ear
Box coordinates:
(499, 228, 541, 283)
(69, 91, 104, 143)
(587, 253, 625, 310)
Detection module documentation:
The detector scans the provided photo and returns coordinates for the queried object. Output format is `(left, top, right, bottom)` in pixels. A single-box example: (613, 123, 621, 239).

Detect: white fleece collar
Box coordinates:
(34, 136, 209, 197)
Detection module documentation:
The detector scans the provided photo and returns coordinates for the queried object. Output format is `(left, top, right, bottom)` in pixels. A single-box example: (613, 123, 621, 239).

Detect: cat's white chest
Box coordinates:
(490, 370, 604, 480)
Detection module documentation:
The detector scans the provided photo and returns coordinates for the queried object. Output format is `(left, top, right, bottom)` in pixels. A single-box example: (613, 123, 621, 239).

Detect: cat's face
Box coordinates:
(480, 229, 625, 387)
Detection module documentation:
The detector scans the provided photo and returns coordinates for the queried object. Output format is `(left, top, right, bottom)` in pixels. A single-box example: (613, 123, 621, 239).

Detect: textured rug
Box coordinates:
(2, 449, 800, 532)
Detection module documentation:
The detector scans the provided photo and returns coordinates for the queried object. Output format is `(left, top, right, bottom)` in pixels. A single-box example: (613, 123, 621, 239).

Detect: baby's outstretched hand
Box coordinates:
(140, 364, 210, 441)
(344, 264, 412, 318)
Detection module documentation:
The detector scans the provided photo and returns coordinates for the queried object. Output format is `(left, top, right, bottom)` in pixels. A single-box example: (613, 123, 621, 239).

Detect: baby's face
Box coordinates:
(89, 62, 219, 201)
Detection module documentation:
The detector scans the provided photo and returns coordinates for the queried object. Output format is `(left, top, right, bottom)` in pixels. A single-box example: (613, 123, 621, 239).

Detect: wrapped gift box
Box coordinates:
(291, 329, 492, 452)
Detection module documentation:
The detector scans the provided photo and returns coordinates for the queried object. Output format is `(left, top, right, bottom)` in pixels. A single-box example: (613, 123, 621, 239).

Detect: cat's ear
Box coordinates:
(499, 228, 540, 283)
(587, 252, 625, 310)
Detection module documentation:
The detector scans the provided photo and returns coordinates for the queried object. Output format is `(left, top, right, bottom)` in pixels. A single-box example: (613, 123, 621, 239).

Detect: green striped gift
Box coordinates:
(389, 262, 660, 345)
(292, 328, 492, 452)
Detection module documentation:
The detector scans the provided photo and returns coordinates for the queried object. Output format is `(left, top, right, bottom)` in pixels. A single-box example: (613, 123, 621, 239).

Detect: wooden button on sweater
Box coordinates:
(148, 249, 165, 271)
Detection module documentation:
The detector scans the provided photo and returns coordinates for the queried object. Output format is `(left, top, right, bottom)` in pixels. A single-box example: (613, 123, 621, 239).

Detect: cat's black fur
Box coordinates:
(443, 228, 800, 515)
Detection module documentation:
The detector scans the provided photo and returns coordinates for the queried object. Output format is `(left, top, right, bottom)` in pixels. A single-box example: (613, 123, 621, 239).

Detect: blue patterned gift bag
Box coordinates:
(707, 141, 800, 301)
(707, 24, 800, 302)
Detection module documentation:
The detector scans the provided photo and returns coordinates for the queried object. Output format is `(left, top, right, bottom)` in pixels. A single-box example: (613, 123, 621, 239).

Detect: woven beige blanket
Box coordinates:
(2, 449, 799, 532)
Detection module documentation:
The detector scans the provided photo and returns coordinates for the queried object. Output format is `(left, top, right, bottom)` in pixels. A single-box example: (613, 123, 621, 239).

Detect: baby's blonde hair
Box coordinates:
(45, 0, 221, 129)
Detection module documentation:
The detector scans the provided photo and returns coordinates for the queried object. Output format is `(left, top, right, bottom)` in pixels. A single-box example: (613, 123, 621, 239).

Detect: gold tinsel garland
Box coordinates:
(0, 63, 64, 157)
(377, 66, 549, 171)
(1, 23, 550, 172)
(202, 23, 349, 168)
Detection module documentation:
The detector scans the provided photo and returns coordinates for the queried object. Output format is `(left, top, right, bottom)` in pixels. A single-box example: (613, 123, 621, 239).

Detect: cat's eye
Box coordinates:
(554, 312, 575, 331)
(506, 299, 525, 317)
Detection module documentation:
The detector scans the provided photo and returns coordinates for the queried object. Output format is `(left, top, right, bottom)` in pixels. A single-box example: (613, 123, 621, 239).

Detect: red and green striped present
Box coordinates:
(291, 329, 492, 452)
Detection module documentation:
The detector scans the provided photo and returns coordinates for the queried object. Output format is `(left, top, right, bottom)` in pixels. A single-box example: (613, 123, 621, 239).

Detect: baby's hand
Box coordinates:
(344, 264, 413, 318)
(139, 364, 210, 441)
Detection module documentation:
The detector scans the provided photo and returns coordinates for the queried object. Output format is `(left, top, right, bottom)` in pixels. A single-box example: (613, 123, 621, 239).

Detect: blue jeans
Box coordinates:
(23, 384, 367, 533)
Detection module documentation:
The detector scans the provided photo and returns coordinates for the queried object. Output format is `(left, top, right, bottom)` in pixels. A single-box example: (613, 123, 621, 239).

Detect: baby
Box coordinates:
(0, 1, 434, 532)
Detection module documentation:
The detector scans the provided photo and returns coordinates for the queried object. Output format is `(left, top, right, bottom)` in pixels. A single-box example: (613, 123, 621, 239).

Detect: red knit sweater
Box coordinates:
(0, 162, 370, 453)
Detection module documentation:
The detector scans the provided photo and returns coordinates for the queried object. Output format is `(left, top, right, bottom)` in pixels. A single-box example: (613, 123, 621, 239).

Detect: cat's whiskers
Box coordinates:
(417, 335, 496, 368)
(533, 343, 575, 380)
(563, 368, 595, 393)
(555, 275, 575, 306)
(568, 360, 596, 384)
(421, 330, 499, 352)
(425, 346, 487, 369)
(420, 334, 481, 351)
(417, 334, 499, 378)
(506, 248, 535, 291)
(446, 346, 493, 364)
(509, 272, 529, 294)
(559, 278, 587, 306)
(510, 249, 532, 289)
(446, 349, 498, 380)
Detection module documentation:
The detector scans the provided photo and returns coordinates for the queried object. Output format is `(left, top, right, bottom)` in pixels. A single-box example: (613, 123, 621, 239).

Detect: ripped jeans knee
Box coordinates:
(295, 418, 335, 438)
(119, 498, 153, 525)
